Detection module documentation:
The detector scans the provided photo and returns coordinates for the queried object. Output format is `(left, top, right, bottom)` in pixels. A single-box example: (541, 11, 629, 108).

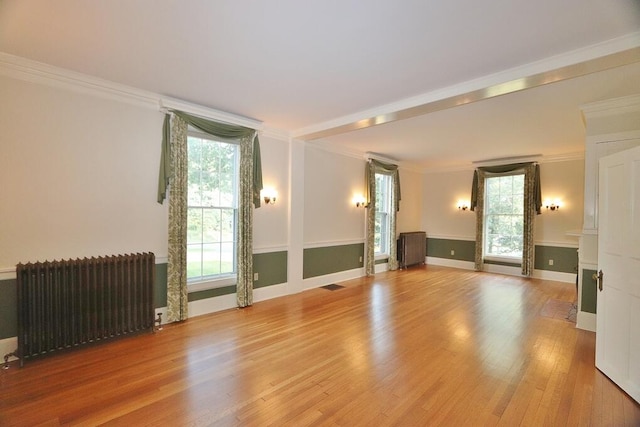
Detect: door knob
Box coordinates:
(592, 270, 604, 291)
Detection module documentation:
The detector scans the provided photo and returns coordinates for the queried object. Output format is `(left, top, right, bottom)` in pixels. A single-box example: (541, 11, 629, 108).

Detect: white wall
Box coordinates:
(0, 76, 167, 268)
(422, 169, 476, 239)
(535, 158, 584, 245)
(422, 159, 585, 245)
(303, 147, 365, 245)
(253, 135, 289, 251)
(396, 167, 425, 233)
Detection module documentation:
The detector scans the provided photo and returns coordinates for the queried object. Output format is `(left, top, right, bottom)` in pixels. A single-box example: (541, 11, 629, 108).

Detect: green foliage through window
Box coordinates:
(187, 134, 239, 281)
(484, 174, 524, 258)
(375, 173, 392, 254)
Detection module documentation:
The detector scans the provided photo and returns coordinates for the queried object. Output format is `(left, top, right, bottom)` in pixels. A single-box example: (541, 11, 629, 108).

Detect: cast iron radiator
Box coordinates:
(14, 252, 156, 366)
(398, 231, 426, 269)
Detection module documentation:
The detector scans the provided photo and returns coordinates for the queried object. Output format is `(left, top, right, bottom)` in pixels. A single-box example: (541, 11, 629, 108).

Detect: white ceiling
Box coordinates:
(1, 0, 639, 169)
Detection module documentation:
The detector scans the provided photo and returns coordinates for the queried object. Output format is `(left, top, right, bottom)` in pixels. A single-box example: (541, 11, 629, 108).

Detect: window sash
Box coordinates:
(187, 133, 240, 285)
(483, 174, 524, 259)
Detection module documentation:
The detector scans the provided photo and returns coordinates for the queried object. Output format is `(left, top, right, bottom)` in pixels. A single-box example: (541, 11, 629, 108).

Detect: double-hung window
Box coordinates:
(186, 131, 239, 289)
(374, 173, 392, 255)
(483, 173, 525, 261)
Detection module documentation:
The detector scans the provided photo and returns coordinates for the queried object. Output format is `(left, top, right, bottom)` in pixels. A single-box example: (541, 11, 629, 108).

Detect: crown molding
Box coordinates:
(580, 93, 640, 118)
(422, 151, 584, 173)
(0, 51, 294, 135)
(0, 52, 158, 108)
(292, 32, 640, 141)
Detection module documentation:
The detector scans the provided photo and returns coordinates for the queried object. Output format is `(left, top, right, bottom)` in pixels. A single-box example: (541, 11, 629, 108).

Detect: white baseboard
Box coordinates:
(577, 311, 597, 332)
(0, 337, 18, 363)
(254, 283, 289, 302)
(426, 257, 475, 270)
(427, 256, 576, 284)
(302, 267, 365, 291)
(532, 269, 577, 284)
(375, 263, 389, 273)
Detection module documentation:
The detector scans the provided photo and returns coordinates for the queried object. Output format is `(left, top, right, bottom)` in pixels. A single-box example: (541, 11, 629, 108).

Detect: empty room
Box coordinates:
(1, 1, 640, 425)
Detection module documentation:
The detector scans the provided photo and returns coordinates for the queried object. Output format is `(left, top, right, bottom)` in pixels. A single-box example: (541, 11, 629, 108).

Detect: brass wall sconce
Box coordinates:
(544, 199, 562, 211)
(353, 195, 366, 207)
(261, 188, 277, 205)
(457, 200, 469, 211)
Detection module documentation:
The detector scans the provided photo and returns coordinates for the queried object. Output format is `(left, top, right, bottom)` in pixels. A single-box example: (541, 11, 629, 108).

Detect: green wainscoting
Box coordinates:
(189, 285, 236, 302)
(534, 245, 578, 274)
(0, 278, 17, 339)
(181, 251, 289, 302)
(581, 269, 597, 314)
(253, 251, 288, 289)
(0, 251, 287, 339)
(426, 238, 475, 262)
(155, 263, 168, 308)
(303, 243, 364, 279)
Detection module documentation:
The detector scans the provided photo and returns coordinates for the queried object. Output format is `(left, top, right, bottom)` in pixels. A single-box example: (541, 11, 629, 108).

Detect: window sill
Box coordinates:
(188, 274, 237, 293)
(374, 253, 389, 261)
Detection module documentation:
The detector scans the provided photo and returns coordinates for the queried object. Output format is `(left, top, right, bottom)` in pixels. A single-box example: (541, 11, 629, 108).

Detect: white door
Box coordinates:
(596, 145, 640, 403)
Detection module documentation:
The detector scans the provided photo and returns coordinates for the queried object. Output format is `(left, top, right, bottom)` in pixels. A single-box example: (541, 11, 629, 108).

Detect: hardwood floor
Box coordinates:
(1, 265, 639, 426)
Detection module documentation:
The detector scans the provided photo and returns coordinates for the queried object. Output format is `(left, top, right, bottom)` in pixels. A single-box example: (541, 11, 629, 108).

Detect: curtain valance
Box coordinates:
(366, 159, 402, 212)
(470, 162, 541, 214)
(157, 111, 263, 207)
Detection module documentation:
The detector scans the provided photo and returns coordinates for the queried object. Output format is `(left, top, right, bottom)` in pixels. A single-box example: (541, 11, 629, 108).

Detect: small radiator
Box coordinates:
(15, 253, 155, 366)
(398, 232, 426, 269)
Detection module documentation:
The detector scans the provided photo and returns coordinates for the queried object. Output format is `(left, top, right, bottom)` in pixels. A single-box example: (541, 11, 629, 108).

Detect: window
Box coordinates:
(484, 173, 524, 259)
(187, 132, 239, 286)
(374, 173, 392, 255)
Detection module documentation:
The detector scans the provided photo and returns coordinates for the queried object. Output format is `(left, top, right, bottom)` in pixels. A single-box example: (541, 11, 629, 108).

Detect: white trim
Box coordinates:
(580, 262, 599, 270)
(586, 130, 640, 145)
(375, 263, 389, 274)
(253, 245, 288, 254)
(254, 282, 289, 302)
(581, 93, 640, 118)
(0, 52, 296, 136)
(534, 241, 579, 249)
(160, 97, 262, 130)
(305, 139, 366, 162)
(425, 234, 475, 241)
(365, 152, 398, 164)
(422, 151, 585, 174)
(302, 267, 365, 292)
(576, 311, 597, 332)
(293, 33, 640, 140)
(304, 239, 365, 249)
(0, 268, 15, 281)
(0, 257, 170, 281)
(426, 257, 475, 270)
(0, 337, 18, 364)
(531, 269, 577, 283)
(188, 293, 237, 318)
(0, 52, 158, 109)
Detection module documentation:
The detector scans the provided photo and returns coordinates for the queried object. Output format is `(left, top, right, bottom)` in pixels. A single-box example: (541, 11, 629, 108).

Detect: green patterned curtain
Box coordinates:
(470, 162, 541, 276)
(365, 162, 376, 276)
(166, 115, 188, 321)
(158, 111, 262, 312)
(365, 159, 401, 275)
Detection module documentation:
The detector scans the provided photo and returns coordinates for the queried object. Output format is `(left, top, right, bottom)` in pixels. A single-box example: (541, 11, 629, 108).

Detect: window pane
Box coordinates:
(220, 242, 235, 274)
(202, 209, 220, 243)
(202, 243, 220, 276)
(187, 134, 239, 282)
(187, 208, 203, 244)
(484, 174, 524, 259)
(187, 244, 202, 278)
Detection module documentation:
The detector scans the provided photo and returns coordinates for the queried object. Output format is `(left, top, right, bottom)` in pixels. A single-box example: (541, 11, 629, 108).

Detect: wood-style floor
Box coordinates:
(1, 265, 639, 426)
